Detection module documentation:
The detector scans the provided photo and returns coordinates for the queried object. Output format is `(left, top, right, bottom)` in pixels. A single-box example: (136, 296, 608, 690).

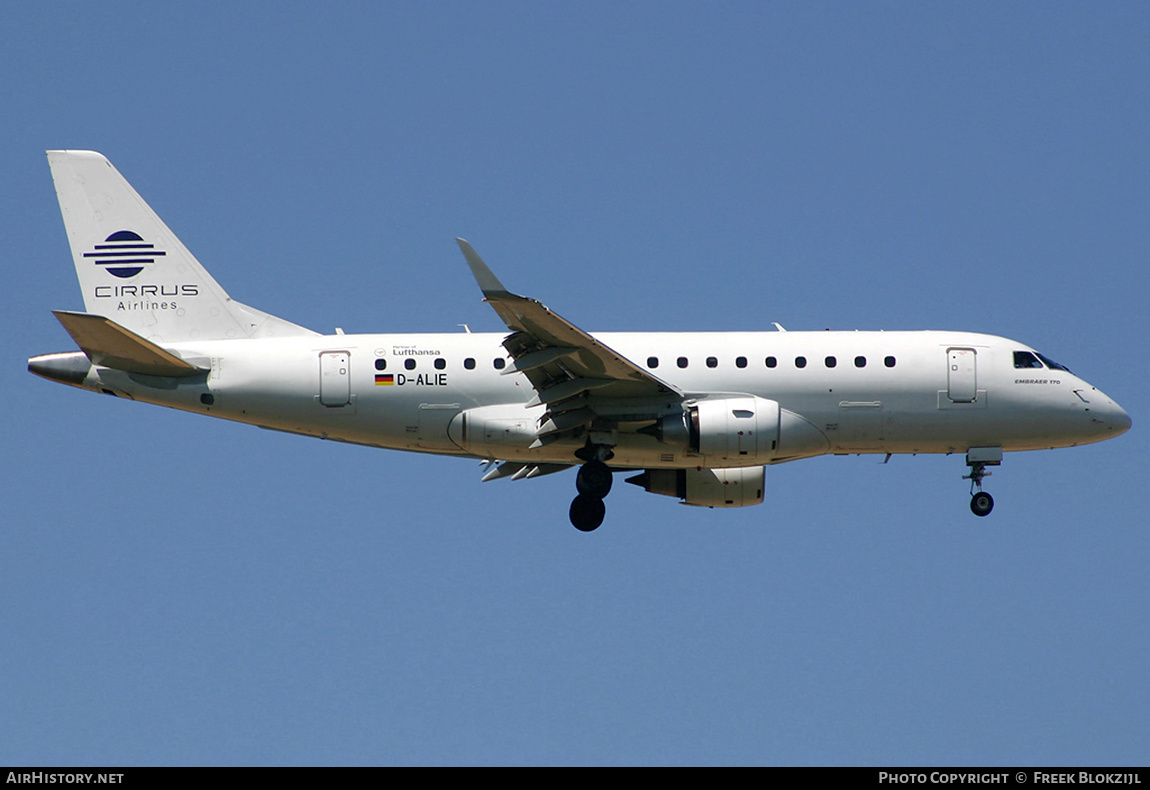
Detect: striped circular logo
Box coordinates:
(83, 230, 166, 278)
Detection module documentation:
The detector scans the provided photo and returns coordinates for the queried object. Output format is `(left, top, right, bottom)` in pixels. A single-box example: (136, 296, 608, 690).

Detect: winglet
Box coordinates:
(456, 238, 510, 297)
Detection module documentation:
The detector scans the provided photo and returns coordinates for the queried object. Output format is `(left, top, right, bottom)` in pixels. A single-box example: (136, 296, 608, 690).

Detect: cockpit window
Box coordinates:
(1013, 351, 1045, 369)
(1036, 352, 1072, 373)
(1015, 349, 1073, 373)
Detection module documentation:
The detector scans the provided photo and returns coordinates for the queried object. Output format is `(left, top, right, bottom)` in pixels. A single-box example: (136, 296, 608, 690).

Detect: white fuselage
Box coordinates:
(65, 328, 1130, 469)
(32, 150, 1133, 525)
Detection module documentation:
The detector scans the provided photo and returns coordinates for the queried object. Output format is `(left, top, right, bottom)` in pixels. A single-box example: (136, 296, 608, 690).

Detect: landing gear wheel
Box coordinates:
(576, 460, 613, 499)
(569, 494, 606, 532)
(970, 491, 994, 517)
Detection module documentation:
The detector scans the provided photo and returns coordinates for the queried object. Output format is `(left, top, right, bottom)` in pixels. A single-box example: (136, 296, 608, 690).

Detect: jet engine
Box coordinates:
(643, 395, 828, 464)
(625, 466, 765, 507)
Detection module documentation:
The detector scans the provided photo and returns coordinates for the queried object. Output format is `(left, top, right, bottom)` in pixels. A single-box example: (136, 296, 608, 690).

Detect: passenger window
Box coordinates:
(647, 356, 659, 369)
(884, 356, 896, 368)
(464, 358, 476, 370)
(1014, 351, 1045, 369)
(736, 356, 748, 368)
(375, 358, 387, 371)
(434, 358, 446, 370)
(494, 358, 506, 370)
(855, 356, 866, 368)
(825, 356, 837, 368)
(404, 358, 416, 370)
(706, 357, 718, 369)
(795, 356, 807, 368)
(765, 356, 777, 368)
(677, 357, 689, 369)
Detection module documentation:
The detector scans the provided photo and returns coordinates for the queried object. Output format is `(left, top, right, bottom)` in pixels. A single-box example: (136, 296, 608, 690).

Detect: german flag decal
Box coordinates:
(375, 374, 394, 386)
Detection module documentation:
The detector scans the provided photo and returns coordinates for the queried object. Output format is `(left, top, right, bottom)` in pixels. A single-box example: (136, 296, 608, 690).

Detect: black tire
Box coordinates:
(970, 491, 994, 517)
(569, 494, 606, 532)
(576, 460, 613, 499)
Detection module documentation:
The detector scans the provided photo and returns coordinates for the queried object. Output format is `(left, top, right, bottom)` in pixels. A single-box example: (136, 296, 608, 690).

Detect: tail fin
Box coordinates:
(47, 150, 315, 342)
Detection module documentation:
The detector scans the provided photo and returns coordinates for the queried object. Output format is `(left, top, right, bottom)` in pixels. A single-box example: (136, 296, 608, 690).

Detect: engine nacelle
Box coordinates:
(649, 395, 779, 464)
(626, 466, 765, 508)
(647, 395, 828, 464)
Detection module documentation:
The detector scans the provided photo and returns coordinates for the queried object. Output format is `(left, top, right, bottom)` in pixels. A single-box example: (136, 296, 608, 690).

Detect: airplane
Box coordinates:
(29, 150, 1132, 531)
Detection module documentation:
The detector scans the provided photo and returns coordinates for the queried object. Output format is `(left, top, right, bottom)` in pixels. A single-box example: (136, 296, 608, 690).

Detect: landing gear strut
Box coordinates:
(963, 447, 1002, 517)
(570, 447, 614, 532)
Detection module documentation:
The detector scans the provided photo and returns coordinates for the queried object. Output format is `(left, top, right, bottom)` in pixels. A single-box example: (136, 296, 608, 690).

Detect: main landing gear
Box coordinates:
(963, 447, 1002, 517)
(569, 446, 614, 532)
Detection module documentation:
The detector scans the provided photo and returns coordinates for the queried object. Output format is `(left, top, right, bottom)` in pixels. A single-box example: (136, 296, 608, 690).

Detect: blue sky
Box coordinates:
(2, 2, 1147, 766)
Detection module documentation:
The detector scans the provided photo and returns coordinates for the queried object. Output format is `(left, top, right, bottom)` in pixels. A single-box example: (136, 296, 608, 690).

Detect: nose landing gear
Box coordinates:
(963, 447, 1002, 517)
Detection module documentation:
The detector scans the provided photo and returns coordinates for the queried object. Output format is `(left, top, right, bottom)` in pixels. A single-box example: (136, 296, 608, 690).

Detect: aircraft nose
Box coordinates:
(1091, 390, 1132, 438)
(1111, 401, 1132, 434)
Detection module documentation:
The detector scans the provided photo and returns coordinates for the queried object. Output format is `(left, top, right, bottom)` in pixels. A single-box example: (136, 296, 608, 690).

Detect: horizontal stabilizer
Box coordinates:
(52, 311, 206, 377)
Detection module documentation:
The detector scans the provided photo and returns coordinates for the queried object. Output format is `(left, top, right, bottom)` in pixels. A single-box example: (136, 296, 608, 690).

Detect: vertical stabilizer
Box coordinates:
(47, 150, 315, 342)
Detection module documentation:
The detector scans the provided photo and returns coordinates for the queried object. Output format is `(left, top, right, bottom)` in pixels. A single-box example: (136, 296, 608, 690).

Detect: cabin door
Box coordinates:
(946, 348, 977, 403)
(319, 351, 351, 407)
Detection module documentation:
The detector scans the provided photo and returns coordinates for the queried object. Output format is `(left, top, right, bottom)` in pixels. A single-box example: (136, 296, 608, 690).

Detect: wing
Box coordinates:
(457, 239, 683, 445)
